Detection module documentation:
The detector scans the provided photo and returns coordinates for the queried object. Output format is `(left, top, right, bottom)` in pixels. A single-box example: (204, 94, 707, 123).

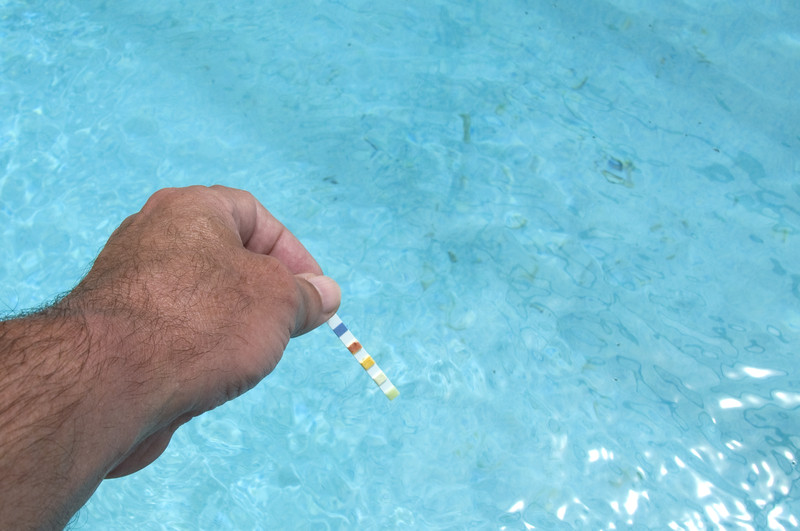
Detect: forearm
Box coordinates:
(0, 307, 143, 529)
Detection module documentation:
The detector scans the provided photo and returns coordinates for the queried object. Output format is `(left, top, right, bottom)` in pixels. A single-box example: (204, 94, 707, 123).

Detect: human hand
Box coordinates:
(64, 185, 340, 477)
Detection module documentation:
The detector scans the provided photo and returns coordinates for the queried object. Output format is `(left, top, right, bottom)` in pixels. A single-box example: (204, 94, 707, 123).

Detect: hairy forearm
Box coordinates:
(0, 307, 140, 529)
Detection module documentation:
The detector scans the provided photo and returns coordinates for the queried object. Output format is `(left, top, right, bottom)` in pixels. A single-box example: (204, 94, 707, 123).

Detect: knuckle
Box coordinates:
(141, 187, 182, 214)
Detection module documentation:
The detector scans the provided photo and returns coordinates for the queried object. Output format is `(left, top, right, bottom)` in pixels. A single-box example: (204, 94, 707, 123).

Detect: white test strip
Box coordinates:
(327, 313, 399, 400)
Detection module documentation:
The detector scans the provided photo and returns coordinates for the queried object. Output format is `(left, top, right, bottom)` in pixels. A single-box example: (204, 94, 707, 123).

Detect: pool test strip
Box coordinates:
(327, 313, 399, 400)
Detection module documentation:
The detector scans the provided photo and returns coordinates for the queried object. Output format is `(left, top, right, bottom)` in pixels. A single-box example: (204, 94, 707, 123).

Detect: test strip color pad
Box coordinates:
(327, 313, 399, 400)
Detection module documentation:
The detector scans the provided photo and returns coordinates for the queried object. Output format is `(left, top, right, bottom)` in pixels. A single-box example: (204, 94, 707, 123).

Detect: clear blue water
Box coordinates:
(2, 0, 799, 528)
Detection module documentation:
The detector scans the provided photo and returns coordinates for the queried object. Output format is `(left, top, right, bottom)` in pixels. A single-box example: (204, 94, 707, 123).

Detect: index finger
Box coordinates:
(208, 185, 324, 275)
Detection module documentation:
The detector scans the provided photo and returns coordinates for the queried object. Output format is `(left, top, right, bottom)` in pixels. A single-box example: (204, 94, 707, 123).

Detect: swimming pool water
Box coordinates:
(2, 0, 799, 529)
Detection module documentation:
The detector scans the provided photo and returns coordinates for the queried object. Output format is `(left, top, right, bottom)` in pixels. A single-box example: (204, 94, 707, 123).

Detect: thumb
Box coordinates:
(292, 274, 341, 336)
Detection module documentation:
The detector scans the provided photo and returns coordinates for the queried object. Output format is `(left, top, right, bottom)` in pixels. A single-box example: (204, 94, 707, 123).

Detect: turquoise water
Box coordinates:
(2, 0, 799, 528)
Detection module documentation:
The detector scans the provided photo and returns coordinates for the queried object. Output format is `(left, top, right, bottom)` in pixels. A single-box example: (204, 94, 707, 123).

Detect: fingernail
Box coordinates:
(305, 274, 341, 315)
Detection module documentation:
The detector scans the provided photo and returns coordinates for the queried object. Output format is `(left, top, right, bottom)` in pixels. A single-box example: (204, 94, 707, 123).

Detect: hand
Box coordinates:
(0, 185, 341, 529)
(64, 185, 341, 476)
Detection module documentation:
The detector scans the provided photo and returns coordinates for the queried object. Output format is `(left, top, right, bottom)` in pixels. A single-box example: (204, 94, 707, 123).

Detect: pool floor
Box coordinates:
(2, 0, 799, 529)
